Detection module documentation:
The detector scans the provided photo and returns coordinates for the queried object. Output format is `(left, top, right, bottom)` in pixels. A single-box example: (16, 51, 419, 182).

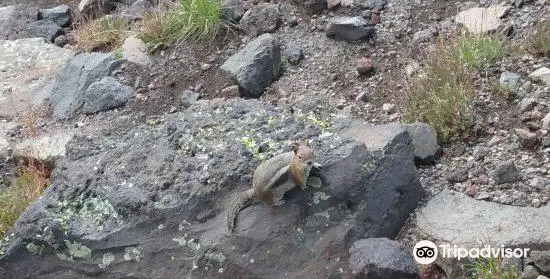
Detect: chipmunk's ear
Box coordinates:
(304, 139, 310, 147)
(291, 142, 299, 153)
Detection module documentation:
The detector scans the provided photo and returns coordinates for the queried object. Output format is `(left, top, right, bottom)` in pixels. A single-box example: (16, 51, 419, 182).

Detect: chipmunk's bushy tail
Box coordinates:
(227, 189, 255, 233)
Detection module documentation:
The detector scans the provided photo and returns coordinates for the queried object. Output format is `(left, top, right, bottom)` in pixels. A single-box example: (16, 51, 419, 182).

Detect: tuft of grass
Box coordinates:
(139, 0, 222, 50)
(530, 20, 550, 57)
(404, 35, 476, 142)
(463, 257, 519, 279)
(457, 32, 507, 69)
(404, 31, 508, 142)
(0, 160, 51, 237)
(74, 17, 132, 52)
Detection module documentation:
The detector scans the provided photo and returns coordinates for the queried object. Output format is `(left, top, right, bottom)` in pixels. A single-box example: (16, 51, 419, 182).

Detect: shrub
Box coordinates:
(139, 0, 222, 50)
(404, 32, 508, 142)
(74, 16, 132, 52)
(0, 161, 51, 237)
(463, 257, 519, 279)
(530, 20, 550, 57)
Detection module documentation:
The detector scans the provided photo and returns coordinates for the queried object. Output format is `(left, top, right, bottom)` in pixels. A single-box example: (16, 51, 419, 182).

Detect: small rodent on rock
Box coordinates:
(226, 141, 321, 233)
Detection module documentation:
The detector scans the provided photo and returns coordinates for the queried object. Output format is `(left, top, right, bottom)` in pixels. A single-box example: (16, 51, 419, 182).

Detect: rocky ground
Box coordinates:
(0, 0, 549, 278)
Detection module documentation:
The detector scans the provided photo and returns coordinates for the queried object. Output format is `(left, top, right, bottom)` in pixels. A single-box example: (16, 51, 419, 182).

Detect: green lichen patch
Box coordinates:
(194, 248, 226, 273)
(240, 136, 284, 162)
(99, 252, 115, 268)
(173, 234, 188, 246)
(298, 111, 333, 130)
(124, 247, 142, 262)
(26, 243, 44, 255)
(54, 195, 120, 234)
(312, 192, 331, 204)
(65, 240, 92, 260)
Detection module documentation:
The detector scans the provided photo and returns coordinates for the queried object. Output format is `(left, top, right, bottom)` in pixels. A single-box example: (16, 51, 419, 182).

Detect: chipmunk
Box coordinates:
(226, 142, 316, 233)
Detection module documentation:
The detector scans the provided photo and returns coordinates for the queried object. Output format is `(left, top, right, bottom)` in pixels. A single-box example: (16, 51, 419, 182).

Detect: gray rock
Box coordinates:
(79, 0, 119, 18)
(221, 0, 245, 22)
(0, 122, 16, 158)
(54, 34, 69, 47)
(0, 5, 36, 40)
(447, 167, 469, 183)
(416, 190, 550, 278)
(411, 29, 432, 45)
(49, 52, 122, 119)
(519, 98, 537, 113)
(0, 5, 64, 42)
(292, 0, 327, 13)
(82, 77, 133, 114)
(543, 113, 550, 131)
(500, 71, 521, 91)
(529, 67, 550, 85)
(515, 128, 539, 150)
(220, 33, 281, 98)
(326, 16, 375, 42)
(401, 122, 441, 164)
(456, 5, 508, 34)
(38, 5, 72, 27)
(121, 0, 154, 21)
(353, 0, 386, 9)
(0, 38, 74, 119)
(240, 3, 280, 37)
(492, 160, 521, 184)
(284, 42, 304, 65)
(0, 99, 424, 278)
(531, 250, 550, 274)
(349, 238, 420, 279)
(13, 130, 75, 165)
(521, 265, 540, 279)
(179, 90, 200, 108)
(121, 35, 151, 66)
(472, 145, 489, 160)
(25, 19, 64, 42)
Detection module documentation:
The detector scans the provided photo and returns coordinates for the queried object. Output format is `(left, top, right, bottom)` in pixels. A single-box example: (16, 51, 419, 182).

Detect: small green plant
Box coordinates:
(530, 20, 550, 57)
(0, 161, 50, 237)
(139, 0, 222, 50)
(74, 17, 132, 52)
(457, 32, 507, 69)
(463, 257, 519, 279)
(113, 48, 124, 59)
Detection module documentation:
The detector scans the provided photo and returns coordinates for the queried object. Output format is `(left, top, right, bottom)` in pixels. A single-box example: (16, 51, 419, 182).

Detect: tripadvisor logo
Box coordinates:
(413, 240, 438, 264)
(412, 240, 531, 265)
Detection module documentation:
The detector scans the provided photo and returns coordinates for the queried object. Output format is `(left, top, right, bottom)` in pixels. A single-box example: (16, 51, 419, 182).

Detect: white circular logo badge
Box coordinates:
(413, 240, 438, 264)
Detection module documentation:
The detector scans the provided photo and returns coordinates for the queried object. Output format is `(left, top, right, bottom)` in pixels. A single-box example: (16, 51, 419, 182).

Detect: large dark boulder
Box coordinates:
(0, 99, 424, 278)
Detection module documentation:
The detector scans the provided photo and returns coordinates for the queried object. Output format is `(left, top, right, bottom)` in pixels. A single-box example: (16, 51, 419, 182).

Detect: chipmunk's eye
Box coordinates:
(298, 154, 303, 160)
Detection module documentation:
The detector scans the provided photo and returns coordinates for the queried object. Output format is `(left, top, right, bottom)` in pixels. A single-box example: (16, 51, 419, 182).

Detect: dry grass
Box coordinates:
(404, 31, 508, 143)
(0, 160, 51, 237)
(139, 0, 222, 50)
(530, 20, 550, 57)
(74, 16, 132, 52)
(20, 106, 39, 138)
